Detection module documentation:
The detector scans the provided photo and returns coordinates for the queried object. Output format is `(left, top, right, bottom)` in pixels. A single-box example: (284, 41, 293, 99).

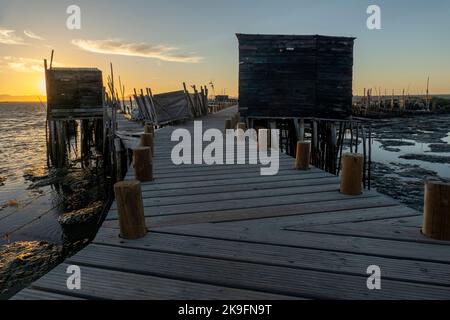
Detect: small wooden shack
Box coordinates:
(45, 67, 104, 120)
(236, 34, 355, 119)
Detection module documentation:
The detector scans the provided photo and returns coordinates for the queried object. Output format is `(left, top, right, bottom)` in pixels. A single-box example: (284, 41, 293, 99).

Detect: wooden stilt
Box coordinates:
(133, 147, 153, 182)
(114, 180, 147, 239)
(295, 141, 311, 170)
(340, 153, 364, 195)
(422, 179, 450, 240)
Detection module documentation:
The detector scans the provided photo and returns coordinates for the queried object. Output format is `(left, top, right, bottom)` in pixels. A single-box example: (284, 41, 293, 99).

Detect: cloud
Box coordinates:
(1, 56, 64, 73)
(24, 30, 45, 41)
(0, 28, 25, 45)
(71, 39, 202, 63)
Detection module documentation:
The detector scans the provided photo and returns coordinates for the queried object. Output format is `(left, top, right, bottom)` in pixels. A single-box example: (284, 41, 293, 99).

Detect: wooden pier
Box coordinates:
(12, 106, 450, 300)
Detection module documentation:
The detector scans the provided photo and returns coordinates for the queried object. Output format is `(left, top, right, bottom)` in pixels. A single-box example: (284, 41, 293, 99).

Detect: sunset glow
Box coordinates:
(1, 0, 450, 101)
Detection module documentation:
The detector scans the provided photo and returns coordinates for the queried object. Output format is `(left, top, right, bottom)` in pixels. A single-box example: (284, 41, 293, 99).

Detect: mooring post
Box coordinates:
(225, 119, 232, 131)
(133, 147, 153, 182)
(258, 128, 269, 151)
(114, 180, 147, 239)
(236, 112, 241, 126)
(422, 179, 450, 240)
(231, 114, 236, 129)
(340, 153, 364, 195)
(140, 133, 154, 157)
(295, 141, 311, 170)
(236, 122, 247, 141)
(144, 123, 154, 135)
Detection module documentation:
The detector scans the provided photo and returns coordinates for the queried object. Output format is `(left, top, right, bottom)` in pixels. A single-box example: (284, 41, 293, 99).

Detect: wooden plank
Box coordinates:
(110, 183, 341, 209)
(103, 196, 402, 227)
(218, 205, 419, 230)
(11, 288, 85, 300)
(29, 263, 297, 300)
(106, 190, 381, 219)
(137, 176, 340, 199)
(155, 223, 450, 264)
(285, 216, 449, 244)
(66, 244, 450, 299)
(137, 172, 336, 192)
(94, 229, 450, 287)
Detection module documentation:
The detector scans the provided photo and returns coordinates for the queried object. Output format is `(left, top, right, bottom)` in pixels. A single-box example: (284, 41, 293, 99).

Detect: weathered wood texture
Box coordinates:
(237, 34, 355, 119)
(423, 180, 450, 240)
(13, 106, 450, 300)
(46, 68, 103, 119)
(114, 180, 147, 239)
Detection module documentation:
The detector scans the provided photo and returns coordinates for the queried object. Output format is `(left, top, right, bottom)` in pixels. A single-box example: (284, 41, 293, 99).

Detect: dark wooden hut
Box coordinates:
(45, 67, 104, 120)
(236, 34, 355, 119)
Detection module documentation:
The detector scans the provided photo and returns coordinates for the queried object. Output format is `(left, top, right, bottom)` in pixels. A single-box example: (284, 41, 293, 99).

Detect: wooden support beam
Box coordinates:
(340, 153, 364, 196)
(423, 179, 450, 240)
(113, 180, 147, 239)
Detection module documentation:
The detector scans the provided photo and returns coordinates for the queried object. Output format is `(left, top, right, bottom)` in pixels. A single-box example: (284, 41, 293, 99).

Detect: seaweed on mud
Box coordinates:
(399, 154, 450, 164)
(371, 162, 441, 211)
(427, 144, 450, 153)
(0, 241, 63, 295)
(58, 201, 104, 225)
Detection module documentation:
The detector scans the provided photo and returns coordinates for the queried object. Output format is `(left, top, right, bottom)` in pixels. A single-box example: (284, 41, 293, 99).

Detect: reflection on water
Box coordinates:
(0, 102, 106, 246)
(0, 102, 63, 244)
(443, 133, 450, 144)
(0, 102, 111, 297)
(371, 139, 450, 179)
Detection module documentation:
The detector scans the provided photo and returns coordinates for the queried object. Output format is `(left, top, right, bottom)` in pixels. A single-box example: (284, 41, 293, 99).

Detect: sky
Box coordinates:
(0, 0, 449, 100)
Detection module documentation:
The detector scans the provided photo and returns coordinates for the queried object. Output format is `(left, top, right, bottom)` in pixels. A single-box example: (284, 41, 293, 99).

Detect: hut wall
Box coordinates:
(46, 68, 103, 119)
(237, 34, 355, 119)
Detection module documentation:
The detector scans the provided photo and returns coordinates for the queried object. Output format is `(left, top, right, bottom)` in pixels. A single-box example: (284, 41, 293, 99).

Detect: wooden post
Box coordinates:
(236, 122, 246, 141)
(114, 180, 147, 239)
(133, 147, 153, 182)
(299, 119, 305, 142)
(144, 123, 154, 135)
(140, 133, 154, 158)
(422, 179, 450, 240)
(258, 129, 269, 151)
(225, 119, 232, 131)
(340, 153, 364, 195)
(295, 141, 311, 170)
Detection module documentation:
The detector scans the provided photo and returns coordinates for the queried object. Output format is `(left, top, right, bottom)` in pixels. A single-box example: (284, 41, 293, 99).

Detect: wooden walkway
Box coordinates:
(13, 107, 450, 300)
